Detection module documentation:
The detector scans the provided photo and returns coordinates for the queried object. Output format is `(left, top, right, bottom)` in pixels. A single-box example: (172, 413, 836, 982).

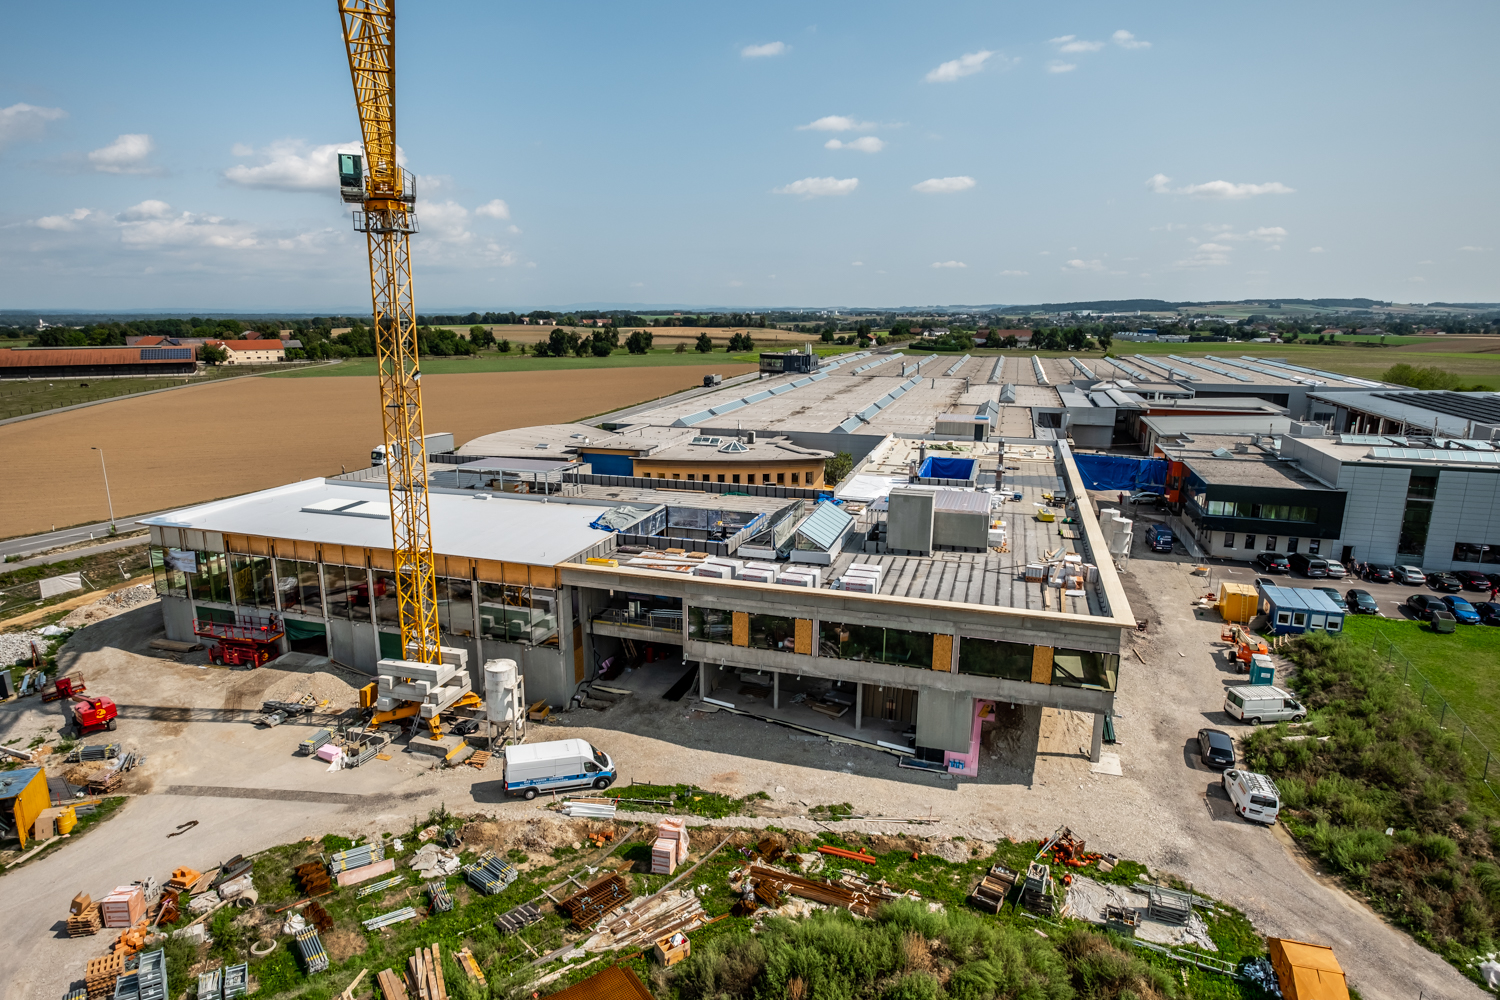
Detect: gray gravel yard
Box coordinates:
(0, 560, 1484, 1000)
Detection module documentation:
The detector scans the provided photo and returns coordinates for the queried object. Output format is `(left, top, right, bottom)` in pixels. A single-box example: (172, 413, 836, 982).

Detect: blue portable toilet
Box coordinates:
(1260, 585, 1345, 636)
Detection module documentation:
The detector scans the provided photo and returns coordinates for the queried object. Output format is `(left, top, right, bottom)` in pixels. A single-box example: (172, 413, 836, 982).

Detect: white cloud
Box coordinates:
(1209, 226, 1289, 243)
(223, 139, 401, 192)
(88, 134, 156, 174)
(1176, 241, 1233, 268)
(1308, 246, 1326, 253)
(1148, 174, 1294, 198)
(772, 176, 858, 197)
(0, 103, 66, 151)
(851, 261, 863, 266)
(34, 208, 96, 231)
(825, 136, 885, 153)
(925, 50, 993, 83)
(1459, 245, 1491, 252)
(797, 115, 874, 132)
(416, 200, 474, 244)
(1112, 30, 1151, 49)
(1051, 35, 1105, 53)
(475, 199, 511, 220)
(115, 200, 257, 249)
(913, 176, 976, 194)
(1047, 61, 1077, 74)
(741, 41, 786, 58)
(1064, 259, 1106, 271)
(931, 260, 967, 269)
(999, 270, 1029, 276)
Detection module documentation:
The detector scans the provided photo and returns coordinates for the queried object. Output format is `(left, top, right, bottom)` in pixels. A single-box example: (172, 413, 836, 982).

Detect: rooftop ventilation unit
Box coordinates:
(1031, 356, 1049, 385)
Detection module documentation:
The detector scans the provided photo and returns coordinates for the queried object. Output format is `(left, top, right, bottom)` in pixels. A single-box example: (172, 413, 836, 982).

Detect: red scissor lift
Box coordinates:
(194, 613, 285, 668)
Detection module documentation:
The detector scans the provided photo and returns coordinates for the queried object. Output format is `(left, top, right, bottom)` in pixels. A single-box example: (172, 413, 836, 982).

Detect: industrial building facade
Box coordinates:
(0, 344, 198, 378)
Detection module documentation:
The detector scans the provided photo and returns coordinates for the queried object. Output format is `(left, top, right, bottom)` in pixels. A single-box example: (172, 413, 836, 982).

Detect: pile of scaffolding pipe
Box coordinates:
(362, 907, 418, 930)
(327, 841, 385, 874)
(562, 800, 618, 819)
(463, 850, 519, 896)
(294, 927, 329, 974)
(354, 875, 406, 898)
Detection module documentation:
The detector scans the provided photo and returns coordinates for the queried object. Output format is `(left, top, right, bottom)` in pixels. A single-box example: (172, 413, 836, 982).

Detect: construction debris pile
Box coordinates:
(59, 584, 156, 629)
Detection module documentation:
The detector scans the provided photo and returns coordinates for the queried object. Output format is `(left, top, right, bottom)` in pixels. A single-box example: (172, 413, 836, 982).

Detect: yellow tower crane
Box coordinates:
(336, 1, 448, 730)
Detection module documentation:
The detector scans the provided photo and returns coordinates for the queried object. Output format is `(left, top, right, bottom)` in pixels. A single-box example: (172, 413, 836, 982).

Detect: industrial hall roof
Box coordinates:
(144, 478, 616, 569)
(0, 346, 196, 367)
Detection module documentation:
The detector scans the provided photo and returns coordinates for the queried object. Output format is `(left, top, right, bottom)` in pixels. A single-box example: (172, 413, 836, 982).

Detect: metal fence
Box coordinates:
(1362, 630, 1500, 804)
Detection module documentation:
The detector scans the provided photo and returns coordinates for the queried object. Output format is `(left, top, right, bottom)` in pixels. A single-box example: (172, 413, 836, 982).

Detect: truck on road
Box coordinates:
(503, 738, 616, 799)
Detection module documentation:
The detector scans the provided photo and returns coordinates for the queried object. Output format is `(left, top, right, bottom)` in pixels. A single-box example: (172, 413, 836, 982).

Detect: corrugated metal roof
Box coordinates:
(933, 490, 989, 514)
(0, 347, 195, 367)
(794, 500, 853, 551)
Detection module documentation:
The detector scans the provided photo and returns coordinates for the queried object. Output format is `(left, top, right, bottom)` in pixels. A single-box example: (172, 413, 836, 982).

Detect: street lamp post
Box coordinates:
(91, 447, 116, 532)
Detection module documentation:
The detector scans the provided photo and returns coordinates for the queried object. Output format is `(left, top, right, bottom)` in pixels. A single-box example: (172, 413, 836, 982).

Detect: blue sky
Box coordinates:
(1, 1, 1496, 312)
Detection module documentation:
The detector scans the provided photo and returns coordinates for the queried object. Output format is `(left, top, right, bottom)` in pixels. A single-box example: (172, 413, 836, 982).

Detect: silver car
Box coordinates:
(1396, 564, 1426, 585)
(1323, 560, 1347, 578)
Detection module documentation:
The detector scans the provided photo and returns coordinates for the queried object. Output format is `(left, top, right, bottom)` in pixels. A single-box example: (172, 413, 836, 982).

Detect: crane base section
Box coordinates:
(408, 734, 466, 758)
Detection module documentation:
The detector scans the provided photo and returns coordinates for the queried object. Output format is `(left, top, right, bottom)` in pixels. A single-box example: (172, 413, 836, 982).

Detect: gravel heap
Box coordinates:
(0, 631, 45, 666)
(59, 584, 156, 628)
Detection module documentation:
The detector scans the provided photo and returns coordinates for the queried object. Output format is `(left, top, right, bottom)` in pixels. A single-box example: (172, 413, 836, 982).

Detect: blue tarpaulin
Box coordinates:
(1072, 454, 1168, 493)
(918, 456, 977, 480)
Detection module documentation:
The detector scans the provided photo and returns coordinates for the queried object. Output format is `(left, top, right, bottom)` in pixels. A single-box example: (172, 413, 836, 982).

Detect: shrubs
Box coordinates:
(1243, 632, 1500, 963)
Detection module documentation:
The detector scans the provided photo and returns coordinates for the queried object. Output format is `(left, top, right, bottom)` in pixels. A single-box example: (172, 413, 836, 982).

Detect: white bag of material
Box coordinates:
(187, 891, 220, 914)
(282, 912, 308, 935)
(217, 875, 253, 900)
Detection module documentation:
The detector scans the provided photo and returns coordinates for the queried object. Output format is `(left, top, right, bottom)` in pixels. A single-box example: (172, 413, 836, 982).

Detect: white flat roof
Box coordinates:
(145, 478, 613, 567)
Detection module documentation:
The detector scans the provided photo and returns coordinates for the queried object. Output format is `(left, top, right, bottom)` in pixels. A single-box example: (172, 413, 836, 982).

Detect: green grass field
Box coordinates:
(264, 345, 862, 379)
(1340, 615, 1500, 749)
(0, 364, 290, 420)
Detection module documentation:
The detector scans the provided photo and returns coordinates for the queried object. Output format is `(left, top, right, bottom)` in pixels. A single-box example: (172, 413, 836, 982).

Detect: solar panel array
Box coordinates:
(1371, 391, 1500, 425)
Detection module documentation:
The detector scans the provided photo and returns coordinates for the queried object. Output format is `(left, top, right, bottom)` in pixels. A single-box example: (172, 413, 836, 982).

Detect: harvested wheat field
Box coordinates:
(0, 364, 751, 537)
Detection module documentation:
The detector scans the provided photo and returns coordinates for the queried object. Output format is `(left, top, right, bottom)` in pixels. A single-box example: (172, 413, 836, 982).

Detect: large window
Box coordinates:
(1399, 473, 1439, 556)
(372, 570, 399, 626)
(958, 637, 1032, 682)
(438, 577, 475, 635)
(1453, 543, 1500, 564)
(1052, 648, 1119, 691)
(819, 621, 934, 669)
(231, 554, 275, 609)
(151, 547, 187, 598)
(747, 614, 796, 653)
(688, 607, 734, 644)
(276, 558, 323, 616)
(1205, 500, 1317, 522)
(189, 552, 231, 604)
(322, 564, 368, 620)
(478, 581, 557, 644)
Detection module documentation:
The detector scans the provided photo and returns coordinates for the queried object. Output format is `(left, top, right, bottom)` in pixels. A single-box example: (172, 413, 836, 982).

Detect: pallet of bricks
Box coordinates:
(650, 818, 689, 875)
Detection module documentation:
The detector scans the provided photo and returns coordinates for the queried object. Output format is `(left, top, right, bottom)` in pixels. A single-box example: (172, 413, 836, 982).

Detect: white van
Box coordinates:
(1222, 769, 1280, 824)
(1223, 685, 1306, 725)
(503, 738, 617, 800)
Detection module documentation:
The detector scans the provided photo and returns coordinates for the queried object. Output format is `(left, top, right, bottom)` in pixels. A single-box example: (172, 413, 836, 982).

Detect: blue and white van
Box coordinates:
(1145, 523, 1174, 553)
(503, 738, 616, 800)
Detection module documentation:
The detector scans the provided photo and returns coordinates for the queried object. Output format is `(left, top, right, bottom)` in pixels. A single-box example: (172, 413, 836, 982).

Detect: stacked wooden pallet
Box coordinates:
(85, 955, 123, 999)
(68, 902, 102, 937)
(466, 750, 491, 770)
(407, 943, 449, 1000)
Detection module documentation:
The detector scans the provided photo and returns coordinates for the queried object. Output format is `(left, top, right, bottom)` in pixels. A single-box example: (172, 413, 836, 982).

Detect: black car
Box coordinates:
(1454, 570, 1491, 592)
(1476, 602, 1500, 626)
(1427, 572, 1463, 592)
(1197, 728, 1236, 769)
(1407, 594, 1448, 620)
(1345, 589, 1379, 614)
(1255, 552, 1291, 573)
(1364, 564, 1396, 583)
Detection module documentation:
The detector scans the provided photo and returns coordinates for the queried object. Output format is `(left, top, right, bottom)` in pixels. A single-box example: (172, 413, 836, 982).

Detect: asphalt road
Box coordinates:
(0, 513, 166, 559)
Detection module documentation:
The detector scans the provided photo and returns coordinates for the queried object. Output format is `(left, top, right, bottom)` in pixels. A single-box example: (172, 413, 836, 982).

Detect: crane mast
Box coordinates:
(337, 0, 440, 667)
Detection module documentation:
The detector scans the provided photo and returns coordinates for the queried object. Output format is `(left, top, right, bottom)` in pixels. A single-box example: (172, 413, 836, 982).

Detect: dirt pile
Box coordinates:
(59, 585, 156, 629)
(262, 669, 359, 710)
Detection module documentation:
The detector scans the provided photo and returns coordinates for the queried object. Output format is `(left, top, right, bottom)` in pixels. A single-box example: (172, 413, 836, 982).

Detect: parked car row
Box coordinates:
(1406, 593, 1500, 625)
(1252, 551, 1349, 579)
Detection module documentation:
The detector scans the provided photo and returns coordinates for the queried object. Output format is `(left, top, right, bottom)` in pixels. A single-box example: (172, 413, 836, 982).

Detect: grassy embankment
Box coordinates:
(0, 364, 295, 421)
(1242, 630, 1500, 986)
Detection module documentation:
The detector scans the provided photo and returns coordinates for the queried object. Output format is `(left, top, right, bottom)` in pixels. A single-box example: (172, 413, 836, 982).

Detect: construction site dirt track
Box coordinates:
(0, 364, 752, 537)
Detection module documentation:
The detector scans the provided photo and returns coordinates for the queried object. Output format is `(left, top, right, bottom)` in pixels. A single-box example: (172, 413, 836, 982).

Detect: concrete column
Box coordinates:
(773, 671, 779, 709)
(854, 682, 862, 730)
(698, 661, 706, 701)
(1090, 711, 1106, 763)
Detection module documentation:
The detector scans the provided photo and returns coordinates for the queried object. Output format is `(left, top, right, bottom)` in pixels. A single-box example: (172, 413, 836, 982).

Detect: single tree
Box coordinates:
(695, 332, 713, 353)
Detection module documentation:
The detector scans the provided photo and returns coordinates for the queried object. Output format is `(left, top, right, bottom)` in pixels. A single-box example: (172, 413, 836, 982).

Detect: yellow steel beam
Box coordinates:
(338, 0, 440, 666)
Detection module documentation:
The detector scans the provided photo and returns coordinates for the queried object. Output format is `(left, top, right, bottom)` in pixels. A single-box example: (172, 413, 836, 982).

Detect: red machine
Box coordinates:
(194, 613, 285, 668)
(41, 675, 86, 703)
(71, 695, 118, 734)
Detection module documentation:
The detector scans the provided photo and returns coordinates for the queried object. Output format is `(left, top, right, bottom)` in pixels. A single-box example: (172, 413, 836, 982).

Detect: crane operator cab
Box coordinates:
(339, 153, 364, 203)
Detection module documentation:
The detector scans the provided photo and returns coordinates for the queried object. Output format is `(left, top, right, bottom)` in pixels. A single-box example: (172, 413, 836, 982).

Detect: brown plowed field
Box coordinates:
(0, 364, 751, 536)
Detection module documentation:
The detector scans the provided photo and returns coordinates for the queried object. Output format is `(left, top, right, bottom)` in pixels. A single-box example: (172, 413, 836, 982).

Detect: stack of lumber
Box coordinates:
(407, 943, 449, 1000)
(455, 948, 486, 985)
(375, 969, 409, 1000)
(557, 872, 634, 928)
(295, 861, 333, 896)
(593, 890, 708, 951)
(99, 885, 144, 928)
(84, 954, 123, 999)
(746, 863, 877, 917)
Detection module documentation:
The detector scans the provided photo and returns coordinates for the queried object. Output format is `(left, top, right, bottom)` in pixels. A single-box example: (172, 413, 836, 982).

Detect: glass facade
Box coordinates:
(322, 564, 368, 620)
(1398, 473, 1439, 556)
(957, 637, 1032, 681)
(1051, 648, 1119, 691)
(688, 607, 734, 644)
(230, 554, 276, 608)
(188, 552, 231, 604)
(1205, 500, 1318, 521)
(746, 614, 797, 652)
(276, 559, 323, 616)
(438, 577, 476, 635)
(373, 570, 399, 626)
(818, 621, 933, 669)
(151, 547, 187, 598)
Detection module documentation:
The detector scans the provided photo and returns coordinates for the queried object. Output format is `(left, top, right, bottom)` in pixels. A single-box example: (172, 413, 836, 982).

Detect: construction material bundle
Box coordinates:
(558, 872, 634, 928)
(651, 818, 690, 873)
(196, 969, 222, 1000)
(363, 906, 418, 931)
(427, 881, 453, 912)
(462, 850, 518, 896)
(134, 949, 167, 1000)
(297, 729, 333, 756)
(327, 841, 385, 874)
(295, 927, 330, 973)
(650, 839, 677, 875)
(592, 889, 708, 952)
(66, 743, 119, 762)
(376, 969, 410, 1000)
(222, 964, 248, 999)
(85, 954, 123, 999)
(560, 798, 617, 819)
(408, 943, 449, 1000)
(65, 990, 86, 1000)
(742, 863, 877, 917)
(494, 902, 542, 934)
(100, 886, 145, 928)
(356, 874, 406, 898)
(295, 861, 333, 896)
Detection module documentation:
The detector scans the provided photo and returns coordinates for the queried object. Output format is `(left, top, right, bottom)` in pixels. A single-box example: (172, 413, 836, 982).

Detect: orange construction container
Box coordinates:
(1218, 582, 1258, 623)
(1267, 938, 1349, 1000)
